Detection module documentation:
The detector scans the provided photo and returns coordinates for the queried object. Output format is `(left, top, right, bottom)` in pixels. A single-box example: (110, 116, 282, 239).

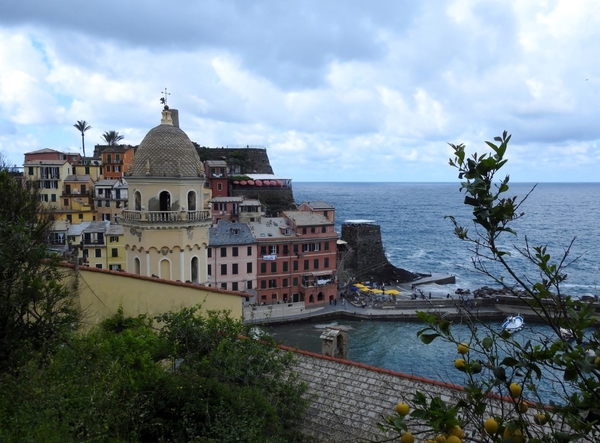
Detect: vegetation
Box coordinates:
(101, 130, 125, 145)
(378, 132, 600, 442)
(0, 159, 80, 373)
(0, 162, 308, 441)
(73, 120, 91, 157)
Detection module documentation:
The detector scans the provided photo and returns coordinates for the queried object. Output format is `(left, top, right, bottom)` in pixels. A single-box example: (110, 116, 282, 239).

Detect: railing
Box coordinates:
(121, 210, 211, 223)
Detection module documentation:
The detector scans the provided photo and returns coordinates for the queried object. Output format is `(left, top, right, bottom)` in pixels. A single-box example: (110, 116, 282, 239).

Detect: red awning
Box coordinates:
(276, 180, 284, 186)
(255, 180, 263, 186)
(240, 180, 247, 185)
(247, 180, 255, 185)
(233, 180, 240, 184)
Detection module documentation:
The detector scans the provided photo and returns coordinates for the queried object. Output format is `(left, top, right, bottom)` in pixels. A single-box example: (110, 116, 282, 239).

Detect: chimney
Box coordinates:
(170, 109, 179, 128)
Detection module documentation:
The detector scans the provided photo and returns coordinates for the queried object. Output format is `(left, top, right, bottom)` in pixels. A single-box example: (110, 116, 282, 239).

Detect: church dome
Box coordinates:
(130, 108, 204, 178)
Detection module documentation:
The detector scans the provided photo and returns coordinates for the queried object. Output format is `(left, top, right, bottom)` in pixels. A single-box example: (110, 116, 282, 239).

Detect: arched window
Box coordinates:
(191, 257, 198, 282)
(187, 190, 197, 211)
(134, 191, 142, 211)
(134, 257, 141, 275)
(159, 191, 171, 212)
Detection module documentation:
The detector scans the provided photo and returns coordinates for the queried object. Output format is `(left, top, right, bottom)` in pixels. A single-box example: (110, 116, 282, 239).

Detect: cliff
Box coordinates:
(339, 222, 423, 285)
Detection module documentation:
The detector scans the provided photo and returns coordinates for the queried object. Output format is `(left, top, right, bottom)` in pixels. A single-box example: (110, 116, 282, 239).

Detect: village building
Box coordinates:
(96, 145, 135, 179)
(94, 178, 128, 222)
(249, 206, 338, 305)
(121, 107, 211, 283)
(23, 158, 71, 207)
(66, 220, 124, 270)
(207, 221, 257, 298)
(204, 159, 228, 198)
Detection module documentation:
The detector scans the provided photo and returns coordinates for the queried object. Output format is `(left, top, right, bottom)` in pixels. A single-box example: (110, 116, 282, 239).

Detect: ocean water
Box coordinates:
(278, 182, 600, 397)
(293, 182, 600, 297)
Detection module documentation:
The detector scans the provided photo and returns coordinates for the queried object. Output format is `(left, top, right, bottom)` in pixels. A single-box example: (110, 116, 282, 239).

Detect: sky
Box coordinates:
(1, 1, 599, 182)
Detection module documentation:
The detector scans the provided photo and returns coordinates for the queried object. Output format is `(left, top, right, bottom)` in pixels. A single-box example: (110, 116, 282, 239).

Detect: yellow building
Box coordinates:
(59, 175, 96, 223)
(106, 224, 126, 271)
(23, 159, 72, 207)
(122, 107, 211, 283)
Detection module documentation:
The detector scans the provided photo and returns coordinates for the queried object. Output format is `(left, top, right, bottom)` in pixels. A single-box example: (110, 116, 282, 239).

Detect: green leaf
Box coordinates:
(482, 337, 493, 350)
(493, 366, 506, 381)
(419, 333, 441, 345)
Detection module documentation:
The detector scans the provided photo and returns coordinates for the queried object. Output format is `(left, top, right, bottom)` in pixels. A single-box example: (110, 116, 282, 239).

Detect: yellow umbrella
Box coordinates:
(370, 289, 383, 294)
(385, 289, 400, 295)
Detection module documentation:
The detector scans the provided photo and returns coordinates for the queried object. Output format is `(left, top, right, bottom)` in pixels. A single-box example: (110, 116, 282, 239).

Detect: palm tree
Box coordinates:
(101, 131, 125, 146)
(73, 120, 91, 157)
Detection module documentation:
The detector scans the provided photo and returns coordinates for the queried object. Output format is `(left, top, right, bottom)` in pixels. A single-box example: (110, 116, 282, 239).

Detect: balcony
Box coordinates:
(122, 209, 211, 223)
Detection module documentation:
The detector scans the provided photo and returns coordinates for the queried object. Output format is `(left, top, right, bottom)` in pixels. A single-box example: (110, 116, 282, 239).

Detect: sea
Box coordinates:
(268, 182, 600, 399)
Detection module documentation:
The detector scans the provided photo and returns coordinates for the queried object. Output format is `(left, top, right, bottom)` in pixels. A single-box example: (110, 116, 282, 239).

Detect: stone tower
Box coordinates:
(121, 107, 211, 283)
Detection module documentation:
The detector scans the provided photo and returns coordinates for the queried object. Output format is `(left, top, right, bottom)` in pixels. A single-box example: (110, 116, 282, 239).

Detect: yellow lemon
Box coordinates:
(509, 382, 522, 398)
(534, 412, 548, 425)
(457, 342, 469, 354)
(446, 436, 462, 443)
(595, 356, 600, 368)
(454, 358, 466, 370)
(400, 431, 415, 443)
(518, 401, 529, 413)
(434, 435, 447, 443)
(449, 425, 464, 438)
(395, 402, 410, 416)
(484, 417, 499, 434)
(503, 427, 524, 443)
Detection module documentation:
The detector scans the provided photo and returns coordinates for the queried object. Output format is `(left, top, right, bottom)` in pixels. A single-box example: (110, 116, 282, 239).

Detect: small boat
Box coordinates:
(502, 314, 524, 333)
(559, 327, 574, 341)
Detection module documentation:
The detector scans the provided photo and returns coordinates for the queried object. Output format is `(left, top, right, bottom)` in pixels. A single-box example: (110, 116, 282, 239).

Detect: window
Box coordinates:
(78, 213, 83, 219)
(80, 185, 86, 194)
(302, 228, 307, 235)
(324, 242, 330, 250)
(66, 215, 72, 222)
(260, 263, 267, 274)
(114, 165, 120, 172)
(324, 257, 329, 268)
(232, 247, 238, 257)
(96, 264, 102, 269)
(283, 245, 289, 254)
(314, 259, 319, 269)
(28, 167, 33, 175)
(283, 262, 288, 272)
(40, 194, 48, 202)
(95, 249, 102, 258)
(220, 283, 227, 290)
(311, 227, 316, 233)
(107, 154, 112, 163)
(268, 279, 277, 288)
(293, 261, 298, 271)
(207, 264, 212, 275)
(247, 262, 252, 273)
(106, 165, 111, 172)
(247, 246, 252, 256)
(110, 236, 119, 242)
(283, 278, 288, 287)
(260, 246, 267, 255)
(220, 264, 227, 275)
(321, 226, 327, 233)
(220, 247, 227, 257)
(269, 245, 278, 255)
(293, 277, 298, 286)
(85, 166, 90, 174)
(304, 260, 309, 270)
(232, 282, 238, 291)
(217, 183, 222, 191)
(207, 248, 212, 258)
(51, 194, 56, 202)
(261, 280, 267, 289)
(247, 280, 253, 289)
(270, 262, 277, 273)
(293, 244, 298, 253)
(232, 263, 238, 275)
(64, 199, 69, 206)
(111, 248, 118, 257)
(110, 264, 122, 271)
(311, 243, 320, 252)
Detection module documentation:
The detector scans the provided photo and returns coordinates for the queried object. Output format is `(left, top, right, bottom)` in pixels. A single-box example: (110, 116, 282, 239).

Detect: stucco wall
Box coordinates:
(60, 264, 244, 328)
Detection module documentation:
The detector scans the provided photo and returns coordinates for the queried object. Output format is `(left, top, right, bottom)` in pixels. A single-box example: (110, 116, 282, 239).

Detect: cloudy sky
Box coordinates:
(1, 1, 599, 182)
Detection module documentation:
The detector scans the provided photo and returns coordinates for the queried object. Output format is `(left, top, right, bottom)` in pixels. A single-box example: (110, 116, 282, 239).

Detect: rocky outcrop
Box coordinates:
(338, 222, 422, 285)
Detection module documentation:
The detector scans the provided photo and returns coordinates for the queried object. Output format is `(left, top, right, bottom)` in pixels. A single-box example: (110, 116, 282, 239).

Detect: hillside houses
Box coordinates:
(21, 107, 338, 307)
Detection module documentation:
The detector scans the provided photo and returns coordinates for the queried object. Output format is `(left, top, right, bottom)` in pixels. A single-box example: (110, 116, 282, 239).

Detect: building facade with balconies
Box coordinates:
(121, 107, 211, 283)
